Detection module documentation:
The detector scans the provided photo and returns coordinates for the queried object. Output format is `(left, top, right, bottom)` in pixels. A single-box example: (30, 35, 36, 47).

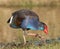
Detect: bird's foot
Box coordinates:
(23, 41, 29, 46)
(35, 34, 45, 42)
(23, 42, 26, 46)
(35, 34, 39, 37)
(37, 35, 45, 43)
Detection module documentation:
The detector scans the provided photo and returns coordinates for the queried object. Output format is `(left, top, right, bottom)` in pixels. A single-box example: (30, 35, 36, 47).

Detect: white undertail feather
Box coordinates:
(9, 16, 13, 24)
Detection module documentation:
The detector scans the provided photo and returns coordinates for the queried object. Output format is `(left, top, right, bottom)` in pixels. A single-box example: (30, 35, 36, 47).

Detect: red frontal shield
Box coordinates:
(44, 25, 48, 35)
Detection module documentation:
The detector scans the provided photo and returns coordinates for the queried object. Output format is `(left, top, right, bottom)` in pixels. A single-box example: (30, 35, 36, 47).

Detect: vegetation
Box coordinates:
(0, 0, 60, 8)
(0, 41, 60, 49)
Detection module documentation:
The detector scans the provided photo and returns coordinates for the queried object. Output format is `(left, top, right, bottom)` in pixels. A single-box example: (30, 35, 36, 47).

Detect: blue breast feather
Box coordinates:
(21, 16, 44, 30)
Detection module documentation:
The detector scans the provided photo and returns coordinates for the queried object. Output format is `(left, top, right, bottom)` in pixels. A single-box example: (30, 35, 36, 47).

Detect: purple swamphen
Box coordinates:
(7, 9, 48, 45)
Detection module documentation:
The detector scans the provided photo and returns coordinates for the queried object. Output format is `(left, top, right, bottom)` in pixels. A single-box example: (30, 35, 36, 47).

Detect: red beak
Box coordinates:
(43, 25, 48, 35)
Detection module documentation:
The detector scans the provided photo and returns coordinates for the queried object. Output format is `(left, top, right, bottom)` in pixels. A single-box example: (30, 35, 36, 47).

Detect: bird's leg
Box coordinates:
(23, 30, 27, 45)
(27, 32, 41, 38)
(27, 33, 38, 37)
(23, 30, 45, 45)
(28, 32, 45, 43)
(27, 33, 45, 43)
(23, 30, 38, 45)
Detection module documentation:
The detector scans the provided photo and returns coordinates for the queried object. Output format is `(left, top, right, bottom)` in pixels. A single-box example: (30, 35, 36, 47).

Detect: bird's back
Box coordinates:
(12, 9, 39, 19)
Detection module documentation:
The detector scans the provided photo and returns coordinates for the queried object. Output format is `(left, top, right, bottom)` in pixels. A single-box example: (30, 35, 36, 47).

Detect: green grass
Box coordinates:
(1, 42, 60, 49)
(0, 37, 60, 49)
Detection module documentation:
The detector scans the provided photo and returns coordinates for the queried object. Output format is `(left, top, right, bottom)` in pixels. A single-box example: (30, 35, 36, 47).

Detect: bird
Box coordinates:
(7, 9, 48, 45)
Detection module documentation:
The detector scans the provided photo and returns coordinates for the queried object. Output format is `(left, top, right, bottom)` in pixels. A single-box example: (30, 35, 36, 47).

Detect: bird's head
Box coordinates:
(39, 22, 48, 35)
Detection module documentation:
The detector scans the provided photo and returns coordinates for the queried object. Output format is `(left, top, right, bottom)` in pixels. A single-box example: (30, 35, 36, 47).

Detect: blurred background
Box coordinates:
(0, 0, 60, 43)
